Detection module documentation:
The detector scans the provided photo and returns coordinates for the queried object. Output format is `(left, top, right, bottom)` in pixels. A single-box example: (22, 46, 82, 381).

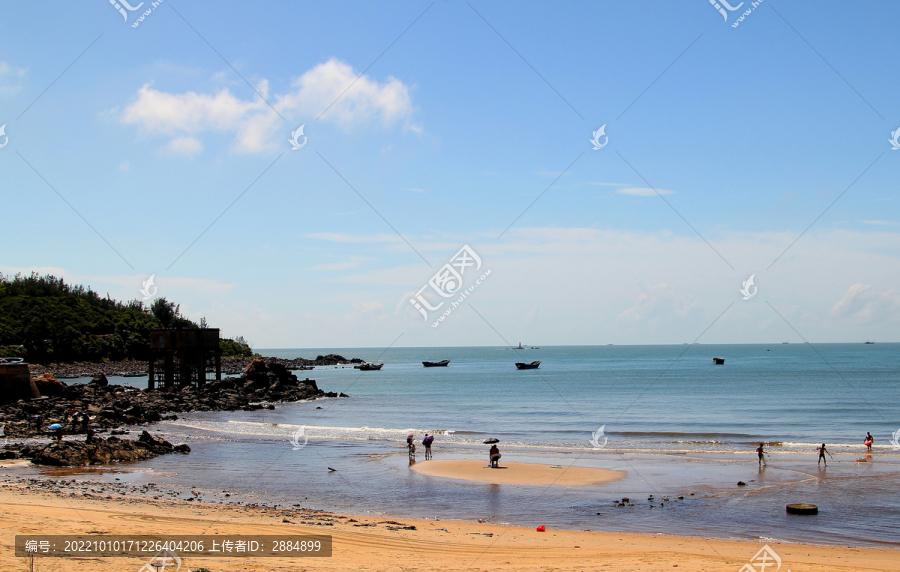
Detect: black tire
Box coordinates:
(786, 503, 818, 515)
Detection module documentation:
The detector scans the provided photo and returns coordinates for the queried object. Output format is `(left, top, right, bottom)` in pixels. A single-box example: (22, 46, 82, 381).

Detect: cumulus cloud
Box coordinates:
(278, 58, 415, 128)
(119, 58, 416, 155)
(830, 283, 900, 325)
(165, 136, 203, 156)
(617, 283, 702, 327)
(616, 187, 675, 196)
(0, 61, 26, 97)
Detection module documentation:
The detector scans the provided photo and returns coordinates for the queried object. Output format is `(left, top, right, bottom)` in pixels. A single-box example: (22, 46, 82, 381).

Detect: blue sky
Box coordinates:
(2, 1, 899, 347)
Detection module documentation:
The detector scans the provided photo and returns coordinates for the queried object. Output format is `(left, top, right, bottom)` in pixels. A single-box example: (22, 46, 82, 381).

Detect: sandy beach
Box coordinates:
(410, 459, 627, 486)
(1, 483, 898, 572)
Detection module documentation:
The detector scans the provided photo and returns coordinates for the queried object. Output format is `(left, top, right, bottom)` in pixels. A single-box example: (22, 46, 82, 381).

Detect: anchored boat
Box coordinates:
(515, 360, 541, 370)
(422, 360, 450, 367)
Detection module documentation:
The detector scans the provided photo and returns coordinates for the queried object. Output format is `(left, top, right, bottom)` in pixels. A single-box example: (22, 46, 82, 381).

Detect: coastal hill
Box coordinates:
(0, 272, 252, 364)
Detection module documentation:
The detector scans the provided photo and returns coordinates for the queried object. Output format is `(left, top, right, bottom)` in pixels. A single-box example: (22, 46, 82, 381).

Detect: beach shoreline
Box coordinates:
(0, 481, 897, 571)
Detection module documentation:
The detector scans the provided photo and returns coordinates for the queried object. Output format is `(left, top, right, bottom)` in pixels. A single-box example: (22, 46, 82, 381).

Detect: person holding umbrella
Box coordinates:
(48, 423, 64, 442)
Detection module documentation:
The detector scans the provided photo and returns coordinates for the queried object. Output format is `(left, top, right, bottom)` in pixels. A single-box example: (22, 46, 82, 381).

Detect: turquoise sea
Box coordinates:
(27, 344, 900, 547)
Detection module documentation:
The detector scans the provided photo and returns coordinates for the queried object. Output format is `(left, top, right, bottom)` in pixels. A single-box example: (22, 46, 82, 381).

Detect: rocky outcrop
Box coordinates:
(28, 430, 189, 466)
(1, 360, 344, 439)
(32, 373, 68, 397)
(28, 355, 365, 379)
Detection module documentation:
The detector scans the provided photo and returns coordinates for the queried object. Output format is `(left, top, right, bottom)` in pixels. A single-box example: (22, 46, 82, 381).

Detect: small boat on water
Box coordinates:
(712, 358, 725, 365)
(423, 360, 450, 367)
(864, 341, 875, 344)
(515, 360, 541, 370)
(354, 363, 384, 371)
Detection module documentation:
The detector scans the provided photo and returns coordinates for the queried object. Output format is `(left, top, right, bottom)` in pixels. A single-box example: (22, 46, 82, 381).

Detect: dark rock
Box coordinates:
(737, 481, 747, 486)
(3, 357, 344, 440)
(173, 444, 191, 454)
(31, 431, 183, 466)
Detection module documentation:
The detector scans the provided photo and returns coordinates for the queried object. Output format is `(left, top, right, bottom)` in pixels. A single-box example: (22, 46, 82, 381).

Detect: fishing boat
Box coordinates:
(864, 341, 875, 344)
(712, 358, 725, 365)
(354, 363, 384, 371)
(422, 360, 450, 367)
(515, 360, 541, 370)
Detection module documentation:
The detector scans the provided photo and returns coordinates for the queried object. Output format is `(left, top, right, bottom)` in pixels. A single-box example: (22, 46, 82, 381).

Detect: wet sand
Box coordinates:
(1, 483, 898, 572)
(410, 459, 627, 486)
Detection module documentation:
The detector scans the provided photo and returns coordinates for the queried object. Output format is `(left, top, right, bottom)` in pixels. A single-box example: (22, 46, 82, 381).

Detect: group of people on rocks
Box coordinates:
(31, 408, 95, 443)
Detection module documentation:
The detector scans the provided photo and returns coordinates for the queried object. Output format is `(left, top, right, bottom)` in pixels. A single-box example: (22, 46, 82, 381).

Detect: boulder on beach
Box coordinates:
(30, 430, 186, 466)
(31, 373, 68, 397)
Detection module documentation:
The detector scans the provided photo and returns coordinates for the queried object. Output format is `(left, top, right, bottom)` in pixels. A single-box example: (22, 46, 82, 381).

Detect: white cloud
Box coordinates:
(616, 187, 675, 196)
(859, 220, 898, 226)
(0, 61, 26, 97)
(279, 58, 414, 128)
(403, 187, 426, 193)
(617, 283, 702, 326)
(119, 59, 416, 154)
(830, 283, 900, 325)
(118, 160, 130, 172)
(165, 136, 203, 156)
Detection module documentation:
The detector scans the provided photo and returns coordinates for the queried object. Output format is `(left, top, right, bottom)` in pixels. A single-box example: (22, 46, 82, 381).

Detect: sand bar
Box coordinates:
(410, 459, 626, 486)
(1, 484, 898, 572)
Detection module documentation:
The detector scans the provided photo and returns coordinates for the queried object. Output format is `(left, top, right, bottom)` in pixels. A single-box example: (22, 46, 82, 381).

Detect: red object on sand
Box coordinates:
(536, 525, 546, 532)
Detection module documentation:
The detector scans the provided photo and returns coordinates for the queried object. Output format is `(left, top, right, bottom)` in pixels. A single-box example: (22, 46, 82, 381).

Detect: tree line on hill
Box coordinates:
(0, 273, 253, 363)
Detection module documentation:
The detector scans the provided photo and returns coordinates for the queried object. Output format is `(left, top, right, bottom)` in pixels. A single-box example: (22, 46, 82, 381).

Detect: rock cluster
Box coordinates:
(1, 359, 346, 439)
(22, 430, 191, 466)
(28, 354, 364, 378)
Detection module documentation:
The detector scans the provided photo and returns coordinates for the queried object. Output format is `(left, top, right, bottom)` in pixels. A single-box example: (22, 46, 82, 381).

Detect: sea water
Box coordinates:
(30, 344, 900, 546)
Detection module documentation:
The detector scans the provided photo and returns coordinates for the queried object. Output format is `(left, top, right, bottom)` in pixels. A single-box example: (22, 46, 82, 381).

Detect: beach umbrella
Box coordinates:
(483, 438, 500, 444)
(48, 424, 63, 430)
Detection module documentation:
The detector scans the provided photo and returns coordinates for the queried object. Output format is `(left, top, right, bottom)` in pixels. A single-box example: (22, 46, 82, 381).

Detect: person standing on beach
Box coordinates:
(756, 443, 767, 468)
(423, 434, 434, 460)
(864, 432, 874, 453)
(817, 443, 832, 466)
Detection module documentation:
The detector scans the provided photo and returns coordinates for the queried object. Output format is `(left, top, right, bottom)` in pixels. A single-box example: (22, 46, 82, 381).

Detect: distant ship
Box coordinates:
(354, 363, 383, 371)
(864, 341, 875, 344)
(782, 342, 790, 344)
